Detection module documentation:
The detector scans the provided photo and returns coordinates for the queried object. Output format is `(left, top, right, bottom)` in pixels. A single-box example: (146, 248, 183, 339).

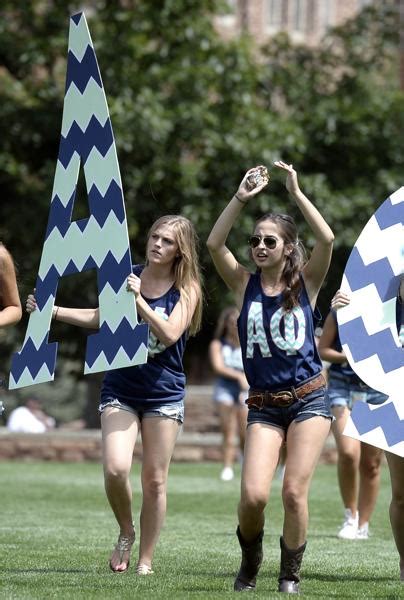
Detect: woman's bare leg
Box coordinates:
(137, 416, 180, 569)
(101, 407, 139, 571)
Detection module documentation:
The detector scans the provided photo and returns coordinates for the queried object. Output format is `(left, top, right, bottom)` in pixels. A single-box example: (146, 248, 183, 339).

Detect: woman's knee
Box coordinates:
(338, 449, 358, 469)
(239, 487, 267, 515)
(104, 461, 131, 484)
(282, 482, 307, 514)
(142, 472, 167, 498)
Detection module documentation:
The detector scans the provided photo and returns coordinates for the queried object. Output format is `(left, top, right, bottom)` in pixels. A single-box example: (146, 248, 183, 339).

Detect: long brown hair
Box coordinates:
(213, 306, 239, 340)
(254, 213, 307, 311)
(146, 215, 203, 335)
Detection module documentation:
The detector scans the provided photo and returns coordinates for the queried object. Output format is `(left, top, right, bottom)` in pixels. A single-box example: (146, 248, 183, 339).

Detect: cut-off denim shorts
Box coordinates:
(213, 381, 248, 406)
(99, 396, 184, 424)
(327, 373, 388, 411)
(247, 387, 331, 432)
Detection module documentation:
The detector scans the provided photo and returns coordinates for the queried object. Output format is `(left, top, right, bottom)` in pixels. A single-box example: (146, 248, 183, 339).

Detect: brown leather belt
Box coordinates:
(247, 373, 326, 409)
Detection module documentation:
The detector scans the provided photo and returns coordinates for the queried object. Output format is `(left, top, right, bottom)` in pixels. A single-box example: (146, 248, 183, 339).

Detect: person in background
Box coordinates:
(207, 161, 334, 594)
(0, 243, 22, 419)
(209, 306, 248, 481)
(7, 396, 56, 433)
(26, 215, 203, 576)
(331, 277, 404, 582)
(0, 243, 22, 329)
(318, 304, 386, 540)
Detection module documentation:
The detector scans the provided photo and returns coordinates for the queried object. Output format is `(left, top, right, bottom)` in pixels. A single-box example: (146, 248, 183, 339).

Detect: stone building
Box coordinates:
(215, 0, 398, 47)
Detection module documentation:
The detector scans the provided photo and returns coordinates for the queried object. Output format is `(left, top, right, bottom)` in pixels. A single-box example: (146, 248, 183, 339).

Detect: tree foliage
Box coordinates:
(0, 1, 402, 402)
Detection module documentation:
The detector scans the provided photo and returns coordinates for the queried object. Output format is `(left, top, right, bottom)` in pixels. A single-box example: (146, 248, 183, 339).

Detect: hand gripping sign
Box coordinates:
(337, 187, 404, 457)
(9, 13, 149, 389)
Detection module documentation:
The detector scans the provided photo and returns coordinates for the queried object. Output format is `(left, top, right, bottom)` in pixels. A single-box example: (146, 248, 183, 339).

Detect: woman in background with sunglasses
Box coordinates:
(207, 161, 334, 594)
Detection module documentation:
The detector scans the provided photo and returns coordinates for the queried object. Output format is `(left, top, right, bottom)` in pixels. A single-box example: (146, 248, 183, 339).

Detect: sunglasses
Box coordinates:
(248, 235, 278, 250)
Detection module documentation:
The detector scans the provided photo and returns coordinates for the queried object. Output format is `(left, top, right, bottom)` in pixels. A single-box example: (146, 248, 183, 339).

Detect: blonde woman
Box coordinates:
(27, 215, 203, 576)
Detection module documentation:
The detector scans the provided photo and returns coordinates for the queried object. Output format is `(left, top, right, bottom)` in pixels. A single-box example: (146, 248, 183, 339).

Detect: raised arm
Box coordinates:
(0, 246, 22, 327)
(206, 166, 268, 307)
(274, 161, 334, 305)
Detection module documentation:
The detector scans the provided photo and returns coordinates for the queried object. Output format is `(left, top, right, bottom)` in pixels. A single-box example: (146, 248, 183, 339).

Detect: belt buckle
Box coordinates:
(271, 390, 295, 407)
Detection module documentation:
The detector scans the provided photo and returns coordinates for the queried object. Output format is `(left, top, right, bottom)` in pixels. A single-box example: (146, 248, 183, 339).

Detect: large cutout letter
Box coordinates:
(9, 13, 149, 389)
(337, 187, 404, 456)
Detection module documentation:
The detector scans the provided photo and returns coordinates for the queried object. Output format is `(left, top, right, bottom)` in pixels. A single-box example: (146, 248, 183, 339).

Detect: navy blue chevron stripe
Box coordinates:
(11, 337, 58, 381)
(88, 180, 126, 226)
(65, 46, 102, 94)
(344, 247, 397, 300)
(352, 401, 404, 447)
(71, 13, 83, 25)
(375, 197, 404, 230)
(46, 193, 75, 239)
(339, 317, 403, 372)
(35, 266, 59, 310)
(97, 250, 132, 293)
(58, 117, 113, 168)
(86, 319, 149, 366)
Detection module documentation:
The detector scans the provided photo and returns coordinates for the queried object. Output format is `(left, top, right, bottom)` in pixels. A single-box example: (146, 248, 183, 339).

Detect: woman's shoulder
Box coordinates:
(132, 264, 144, 276)
(0, 244, 15, 270)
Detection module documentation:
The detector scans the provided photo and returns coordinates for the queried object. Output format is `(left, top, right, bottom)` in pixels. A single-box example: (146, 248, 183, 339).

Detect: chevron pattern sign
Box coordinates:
(9, 12, 149, 389)
(337, 187, 404, 456)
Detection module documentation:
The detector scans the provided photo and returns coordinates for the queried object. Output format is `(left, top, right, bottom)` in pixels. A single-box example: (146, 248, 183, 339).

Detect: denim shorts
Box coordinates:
(247, 387, 331, 431)
(213, 382, 248, 406)
(98, 396, 184, 424)
(328, 375, 388, 410)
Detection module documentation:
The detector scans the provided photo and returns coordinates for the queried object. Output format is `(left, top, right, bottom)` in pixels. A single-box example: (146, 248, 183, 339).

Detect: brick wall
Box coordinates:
(0, 385, 338, 463)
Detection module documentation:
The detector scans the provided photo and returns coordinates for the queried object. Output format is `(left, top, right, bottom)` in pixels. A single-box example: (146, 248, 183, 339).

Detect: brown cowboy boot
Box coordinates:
(234, 526, 264, 592)
(278, 536, 306, 594)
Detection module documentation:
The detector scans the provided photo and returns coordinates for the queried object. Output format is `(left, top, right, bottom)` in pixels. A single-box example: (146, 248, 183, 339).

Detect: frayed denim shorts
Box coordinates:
(247, 387, 331, 431)
(328, 374, 388, 410)
(99, 396, 184, 424)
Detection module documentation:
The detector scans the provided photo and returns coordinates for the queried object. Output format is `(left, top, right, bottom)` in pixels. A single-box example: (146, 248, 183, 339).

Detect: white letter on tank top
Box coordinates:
(270, 306, 306, 355)
(246, 301, 271, 358)
(148, 307, 168, 356)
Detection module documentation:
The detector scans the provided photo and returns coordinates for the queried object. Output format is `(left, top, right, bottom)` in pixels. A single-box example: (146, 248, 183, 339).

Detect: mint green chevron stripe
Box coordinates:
(22, 297, 55, 347)
(84, 343, 148, 374)
(8, 364, 54, 390)
(62, 79, 109, 136)
(68, 13, 92, 62)
(51, 154, 80, 206)
(85, 146, 122, 194)
(98, 282, 140, 331)
(39, 213, 130, 278)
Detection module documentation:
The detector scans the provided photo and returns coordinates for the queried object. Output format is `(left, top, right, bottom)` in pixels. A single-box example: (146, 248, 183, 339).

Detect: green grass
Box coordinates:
(0, 461, 402, 599)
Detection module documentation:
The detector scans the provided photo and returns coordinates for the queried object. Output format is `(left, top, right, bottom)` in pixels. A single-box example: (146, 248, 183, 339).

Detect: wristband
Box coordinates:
(53, 306, 59, 321)
(235, 194, 248, 205)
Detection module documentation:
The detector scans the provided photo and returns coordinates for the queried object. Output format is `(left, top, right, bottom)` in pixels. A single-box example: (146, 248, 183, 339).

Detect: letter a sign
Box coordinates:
(9, 13, 149, 389)
(337, 188, 404, 456)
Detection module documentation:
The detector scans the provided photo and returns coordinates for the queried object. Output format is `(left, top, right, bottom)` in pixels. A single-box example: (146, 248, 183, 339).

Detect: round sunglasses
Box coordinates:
(248, 235, 278, 250)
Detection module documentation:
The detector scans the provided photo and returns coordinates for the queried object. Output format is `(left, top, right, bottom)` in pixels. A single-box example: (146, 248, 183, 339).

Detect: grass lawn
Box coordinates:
(0, 460, 402, 599)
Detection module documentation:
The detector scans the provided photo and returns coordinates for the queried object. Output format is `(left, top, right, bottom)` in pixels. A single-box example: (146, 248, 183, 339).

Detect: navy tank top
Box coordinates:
(237, 273, 323, 391)
(327, 310, 358, 380)
(101, 265, 187, 404)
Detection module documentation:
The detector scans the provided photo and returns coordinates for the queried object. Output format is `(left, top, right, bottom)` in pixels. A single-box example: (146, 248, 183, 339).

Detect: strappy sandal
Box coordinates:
(109, 532, 135, 573)
(136, 563, 154, 575)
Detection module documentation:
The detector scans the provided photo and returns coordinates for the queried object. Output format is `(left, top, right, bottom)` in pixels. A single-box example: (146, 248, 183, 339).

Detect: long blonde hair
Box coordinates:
(146, 215, 203, 336)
